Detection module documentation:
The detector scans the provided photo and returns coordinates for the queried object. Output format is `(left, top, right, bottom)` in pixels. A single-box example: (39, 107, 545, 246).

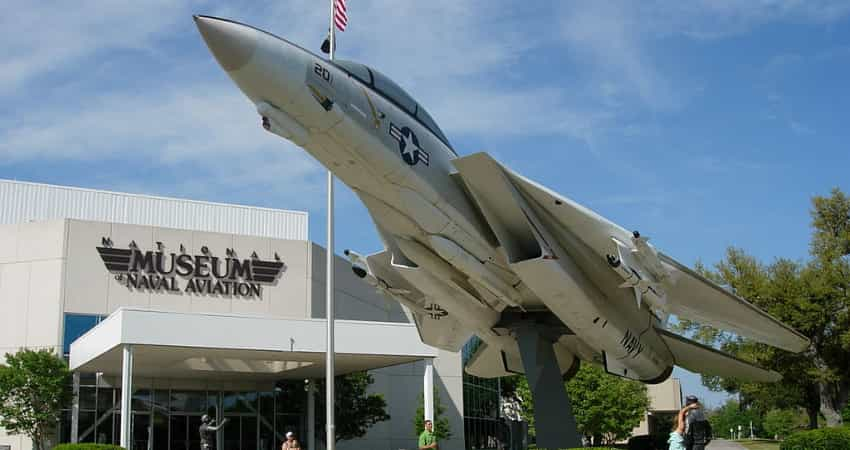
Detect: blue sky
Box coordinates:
(2, 1, 850, 408)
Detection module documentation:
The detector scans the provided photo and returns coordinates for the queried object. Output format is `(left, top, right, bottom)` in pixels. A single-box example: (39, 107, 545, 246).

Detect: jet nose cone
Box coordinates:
(194, 15, 258, 72)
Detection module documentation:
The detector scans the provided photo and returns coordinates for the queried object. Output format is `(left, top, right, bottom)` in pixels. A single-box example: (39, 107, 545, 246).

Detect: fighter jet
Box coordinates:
(195, 16, 809, 448)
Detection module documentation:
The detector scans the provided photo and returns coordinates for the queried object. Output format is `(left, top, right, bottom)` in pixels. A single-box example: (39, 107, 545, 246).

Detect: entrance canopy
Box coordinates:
(69, 308, 437, 380)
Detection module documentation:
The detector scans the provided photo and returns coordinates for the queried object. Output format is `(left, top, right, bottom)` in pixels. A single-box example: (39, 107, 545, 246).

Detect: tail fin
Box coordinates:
(657, 328, 780, 382)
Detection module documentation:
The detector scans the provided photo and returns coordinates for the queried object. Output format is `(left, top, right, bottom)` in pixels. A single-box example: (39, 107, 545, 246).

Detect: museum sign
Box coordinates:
(96, 237, 285, 298)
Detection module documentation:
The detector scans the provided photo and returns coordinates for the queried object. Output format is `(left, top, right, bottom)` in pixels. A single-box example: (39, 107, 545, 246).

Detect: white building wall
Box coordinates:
(0, 220, 67, 360)
(0, 218, 465, 450)
(0, 221, 67, 450)
(0, 179, 307, 240)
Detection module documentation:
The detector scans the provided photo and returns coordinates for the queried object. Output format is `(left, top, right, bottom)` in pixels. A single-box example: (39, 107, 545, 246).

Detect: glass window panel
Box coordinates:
(223, 417, 241, 450)
(63, 314, 101, 355)
(259, 412, 276, 450)
(79, 386, 97, 411)
(188, 415, 203, 450)
(274, 381, 306, 413)
(97, 388, 115, 414)
(95, 411, 114, 444)
(133, 388, 151, 413)
(170, 415, 189, 450)
(207, 392, 219, 417)
(242, 416, 258, 450)
(152, 410, 168, 450)
(223, 391, 258, 414)
(58, 410, 72, 444)
(153, 389, 169, 415)
(132, 413, 150, 450)
(170, 390, 206, 413)
(79, 373, 97, 386)
(78, 411, 97, 443)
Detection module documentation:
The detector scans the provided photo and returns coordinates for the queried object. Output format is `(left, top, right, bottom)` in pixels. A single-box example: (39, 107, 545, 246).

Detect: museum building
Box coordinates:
(0, 179, 470, 450)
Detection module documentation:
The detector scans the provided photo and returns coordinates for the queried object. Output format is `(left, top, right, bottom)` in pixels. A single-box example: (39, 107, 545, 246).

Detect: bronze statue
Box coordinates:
(199, 415, 229, 450)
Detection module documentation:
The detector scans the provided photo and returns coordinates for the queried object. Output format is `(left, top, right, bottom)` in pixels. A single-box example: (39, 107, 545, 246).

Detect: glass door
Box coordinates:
(222, 416, 260, 450)
(170, 415, 189, 450)
(132, 413, 152, 450)
(222, 416, 241, 450)
(170, 414, 204, 450)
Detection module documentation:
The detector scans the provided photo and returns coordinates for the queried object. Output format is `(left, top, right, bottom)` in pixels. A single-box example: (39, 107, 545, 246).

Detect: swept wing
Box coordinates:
(453, 152, 809, 354)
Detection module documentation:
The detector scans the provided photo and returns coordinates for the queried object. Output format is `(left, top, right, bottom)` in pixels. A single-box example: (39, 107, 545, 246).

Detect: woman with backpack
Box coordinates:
(669, 403, 700, 450)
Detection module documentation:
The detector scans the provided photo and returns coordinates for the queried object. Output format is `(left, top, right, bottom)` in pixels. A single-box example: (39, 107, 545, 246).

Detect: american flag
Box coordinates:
(334, 0, 348, 32)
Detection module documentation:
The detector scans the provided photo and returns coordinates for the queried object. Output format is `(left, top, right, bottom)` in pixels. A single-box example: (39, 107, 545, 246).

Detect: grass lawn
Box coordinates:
(736, 439, 780, 450)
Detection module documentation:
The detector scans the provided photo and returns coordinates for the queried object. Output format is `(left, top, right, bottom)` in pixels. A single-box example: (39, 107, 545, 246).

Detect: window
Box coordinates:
(463, 337, 504, 449)
(335, 60, 372, 85)
(370, 68, 417, 114)
(63, 314, 105, 356)
(333, 59, 454, 151)
(416, 106, 451, 149)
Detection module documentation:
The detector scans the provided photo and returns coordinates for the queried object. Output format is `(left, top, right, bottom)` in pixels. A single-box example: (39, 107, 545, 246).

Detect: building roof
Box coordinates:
(0, 179, 307, 240)
(70, 308, 437, 380)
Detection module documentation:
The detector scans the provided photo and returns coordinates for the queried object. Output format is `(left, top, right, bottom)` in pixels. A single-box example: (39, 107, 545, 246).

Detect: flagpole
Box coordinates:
(326, 0, 336, 449)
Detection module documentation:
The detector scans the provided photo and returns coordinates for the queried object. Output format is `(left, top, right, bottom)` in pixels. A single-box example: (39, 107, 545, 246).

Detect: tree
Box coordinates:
(0, 349, 72, 450)
(708, 399, 763, 439)
(566, 365, 649, 445)
(413, 387, 452, 441)
(676, 188, 850, 429)
(763, 409, 796, 439)
(516, 365, 649, 445)
(313, 371, 390, 444)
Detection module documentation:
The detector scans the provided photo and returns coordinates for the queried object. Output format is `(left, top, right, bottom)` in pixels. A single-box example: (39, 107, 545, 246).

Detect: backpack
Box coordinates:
(685, 419, 713, 445)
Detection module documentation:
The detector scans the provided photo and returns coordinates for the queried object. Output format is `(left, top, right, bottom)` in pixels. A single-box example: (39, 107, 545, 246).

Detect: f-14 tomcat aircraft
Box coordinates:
(195, 15, 809, 448)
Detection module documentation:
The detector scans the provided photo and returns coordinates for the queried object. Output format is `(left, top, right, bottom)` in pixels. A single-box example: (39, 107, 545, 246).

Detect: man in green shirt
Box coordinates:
(418, 419, 437, 449)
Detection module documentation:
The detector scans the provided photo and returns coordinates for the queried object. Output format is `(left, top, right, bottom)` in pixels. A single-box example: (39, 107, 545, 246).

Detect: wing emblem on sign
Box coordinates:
(96, 247, 133, 273)
(250, 259, 287, 284)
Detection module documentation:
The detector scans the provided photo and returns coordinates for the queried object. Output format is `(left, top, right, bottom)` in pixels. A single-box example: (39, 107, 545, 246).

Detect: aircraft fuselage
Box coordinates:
(195, 16, 675, 384)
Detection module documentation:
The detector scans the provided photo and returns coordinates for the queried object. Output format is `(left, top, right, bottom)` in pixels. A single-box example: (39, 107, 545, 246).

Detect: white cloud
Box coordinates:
(0, 1, 207, 93)
(559, 2, 679, 111)
(0, 83, 325, 207)
(0, 0, 846, 183)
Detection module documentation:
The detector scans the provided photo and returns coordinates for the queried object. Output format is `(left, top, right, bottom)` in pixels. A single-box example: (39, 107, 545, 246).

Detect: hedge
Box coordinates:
(780, 427, 850, 450)
(54, 444, 125, 450)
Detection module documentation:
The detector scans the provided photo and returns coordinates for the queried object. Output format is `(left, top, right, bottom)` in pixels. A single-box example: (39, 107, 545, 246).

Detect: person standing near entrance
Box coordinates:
(683, 395, 713, 450)
(418, 419, 437, 450)
(199, 415, 228, 450)
(282, 431, 301, 449)
(669, 403, 700, 450)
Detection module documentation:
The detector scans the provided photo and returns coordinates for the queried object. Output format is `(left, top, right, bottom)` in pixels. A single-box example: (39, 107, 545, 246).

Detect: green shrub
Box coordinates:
(53, 444, 125, 450)
(780, 427, 850, 450)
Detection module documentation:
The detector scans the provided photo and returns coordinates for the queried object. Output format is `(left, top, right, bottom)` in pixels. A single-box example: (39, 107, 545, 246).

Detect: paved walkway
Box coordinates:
(707, 439, 748, 449)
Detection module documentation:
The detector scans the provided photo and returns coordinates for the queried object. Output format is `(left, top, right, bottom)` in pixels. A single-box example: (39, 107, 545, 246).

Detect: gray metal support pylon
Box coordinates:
(515, 326, 581, 449)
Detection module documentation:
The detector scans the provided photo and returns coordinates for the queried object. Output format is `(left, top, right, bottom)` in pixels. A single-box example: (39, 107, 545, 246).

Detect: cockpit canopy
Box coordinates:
(335, 60, 453, 152)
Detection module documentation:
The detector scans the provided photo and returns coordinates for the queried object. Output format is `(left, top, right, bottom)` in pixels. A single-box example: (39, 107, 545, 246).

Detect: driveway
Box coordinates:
(707, 439, 747, 449)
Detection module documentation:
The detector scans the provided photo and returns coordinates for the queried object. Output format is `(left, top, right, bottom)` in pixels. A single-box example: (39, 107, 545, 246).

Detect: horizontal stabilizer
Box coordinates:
(657, 328, 780, 383)
(660, 254, 810, 353)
